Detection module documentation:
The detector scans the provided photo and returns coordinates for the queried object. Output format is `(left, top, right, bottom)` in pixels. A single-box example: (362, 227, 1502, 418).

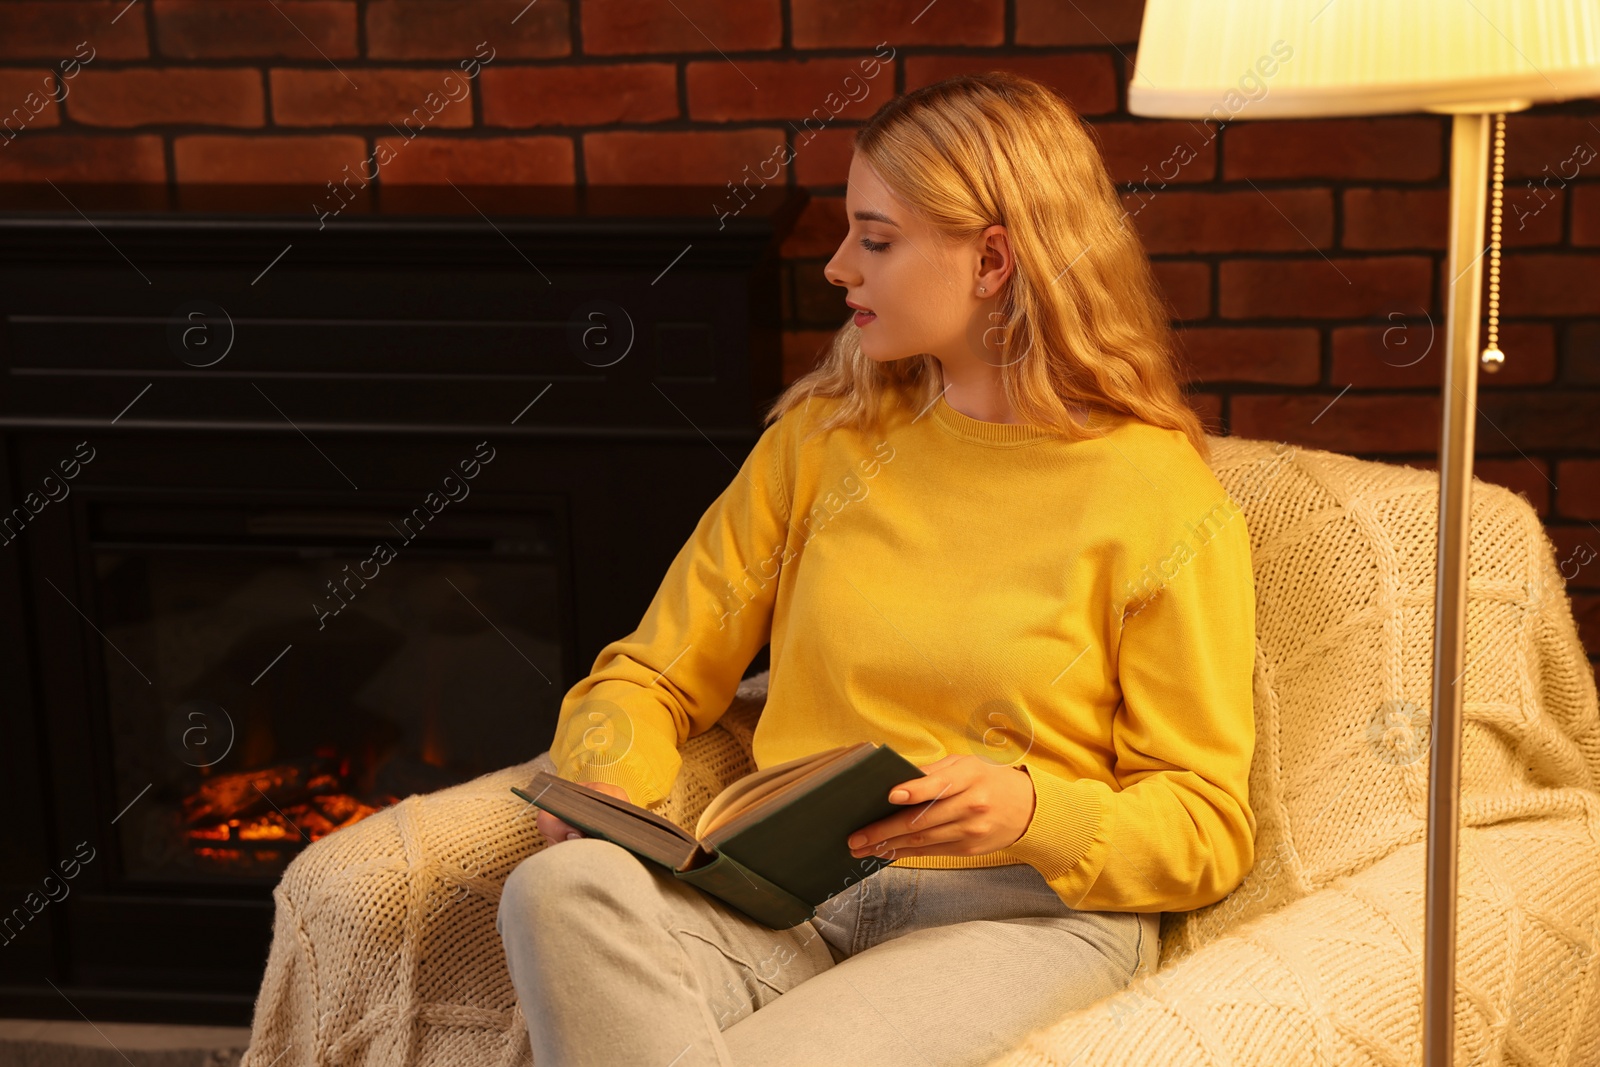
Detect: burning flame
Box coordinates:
(182, 756, 397, 862)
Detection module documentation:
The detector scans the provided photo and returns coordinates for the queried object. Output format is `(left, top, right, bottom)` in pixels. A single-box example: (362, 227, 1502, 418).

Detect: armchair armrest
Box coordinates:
(979, 810, 1600, 1067)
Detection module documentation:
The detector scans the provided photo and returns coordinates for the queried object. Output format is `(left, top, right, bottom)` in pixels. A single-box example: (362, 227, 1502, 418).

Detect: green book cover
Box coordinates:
(511, 742, 926, 929)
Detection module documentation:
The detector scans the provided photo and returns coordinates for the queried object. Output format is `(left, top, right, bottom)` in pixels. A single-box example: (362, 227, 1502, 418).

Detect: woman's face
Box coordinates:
(824, 153, 1012, 368)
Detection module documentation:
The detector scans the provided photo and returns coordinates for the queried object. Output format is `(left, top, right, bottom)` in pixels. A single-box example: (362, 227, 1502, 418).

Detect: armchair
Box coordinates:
(239, 434, 1600, 1067)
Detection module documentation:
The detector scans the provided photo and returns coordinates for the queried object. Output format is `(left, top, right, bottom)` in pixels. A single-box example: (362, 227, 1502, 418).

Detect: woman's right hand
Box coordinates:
(536, 780, 632, 844)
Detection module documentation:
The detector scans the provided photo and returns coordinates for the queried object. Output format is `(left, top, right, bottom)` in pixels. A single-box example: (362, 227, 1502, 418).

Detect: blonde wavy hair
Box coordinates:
(764, 70, 1211, 463)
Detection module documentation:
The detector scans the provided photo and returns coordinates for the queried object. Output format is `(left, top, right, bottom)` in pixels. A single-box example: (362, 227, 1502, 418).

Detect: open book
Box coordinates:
(512, 742, 925, 929)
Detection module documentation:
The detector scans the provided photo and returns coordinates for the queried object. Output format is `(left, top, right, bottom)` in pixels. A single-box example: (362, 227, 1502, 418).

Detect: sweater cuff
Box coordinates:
(1004, 762, 1106, 884)
(555, 755, 673, 810)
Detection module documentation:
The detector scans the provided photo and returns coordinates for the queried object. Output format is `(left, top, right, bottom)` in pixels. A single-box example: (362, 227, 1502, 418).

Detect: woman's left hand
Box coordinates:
(846, 754, 1037, 861)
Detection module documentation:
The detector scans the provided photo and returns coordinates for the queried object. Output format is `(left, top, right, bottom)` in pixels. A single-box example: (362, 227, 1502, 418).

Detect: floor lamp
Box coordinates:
(1125, 2, 1600, 1064)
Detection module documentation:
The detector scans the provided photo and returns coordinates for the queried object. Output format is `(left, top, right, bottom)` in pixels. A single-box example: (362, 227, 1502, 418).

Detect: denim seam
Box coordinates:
(669, 926, 787, 998)
(1132, 914, 1145, 979)
(856, 868, 920, 954)
(848, 876, 872, 957)
(664, 930, 739, 1067)
(878, 868, 921, 939)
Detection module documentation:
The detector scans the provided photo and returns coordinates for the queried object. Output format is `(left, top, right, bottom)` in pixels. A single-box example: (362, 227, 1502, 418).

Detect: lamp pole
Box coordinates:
(1424, 109, 1490, 1067)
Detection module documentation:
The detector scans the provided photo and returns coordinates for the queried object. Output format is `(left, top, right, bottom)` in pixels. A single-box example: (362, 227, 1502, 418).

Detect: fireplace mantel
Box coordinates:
(0, 182, 804, 437)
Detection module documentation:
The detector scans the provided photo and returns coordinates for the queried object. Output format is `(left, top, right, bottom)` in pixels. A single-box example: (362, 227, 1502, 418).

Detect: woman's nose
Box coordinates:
(824, 248, 852, 288)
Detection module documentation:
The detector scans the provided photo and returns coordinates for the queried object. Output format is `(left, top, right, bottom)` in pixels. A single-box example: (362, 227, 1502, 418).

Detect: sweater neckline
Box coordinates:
(928, 394, 1057, 447)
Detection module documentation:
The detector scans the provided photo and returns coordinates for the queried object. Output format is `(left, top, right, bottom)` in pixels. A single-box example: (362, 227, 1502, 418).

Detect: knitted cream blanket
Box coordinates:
(239, 436, 1600, 1067)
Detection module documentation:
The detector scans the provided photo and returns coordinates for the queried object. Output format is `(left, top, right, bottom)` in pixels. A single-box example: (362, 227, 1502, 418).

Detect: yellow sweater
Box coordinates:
(548, 389, 1258, 914)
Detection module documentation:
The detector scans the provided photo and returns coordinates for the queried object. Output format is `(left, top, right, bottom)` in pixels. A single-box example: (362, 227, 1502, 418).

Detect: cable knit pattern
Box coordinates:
(239, 435, 1600, 1067)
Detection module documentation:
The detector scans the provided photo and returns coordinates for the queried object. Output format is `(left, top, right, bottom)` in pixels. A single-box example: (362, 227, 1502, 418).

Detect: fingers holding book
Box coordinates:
(536, 780, 632, 844)
(845, 754, 1037, 861)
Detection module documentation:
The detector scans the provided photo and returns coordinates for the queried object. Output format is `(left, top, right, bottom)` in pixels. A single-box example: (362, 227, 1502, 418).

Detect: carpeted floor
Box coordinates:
(0, 1020, 249, 1067)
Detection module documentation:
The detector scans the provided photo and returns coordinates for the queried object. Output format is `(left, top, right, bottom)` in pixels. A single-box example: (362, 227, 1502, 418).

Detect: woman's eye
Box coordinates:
(859, 237, 889, 254)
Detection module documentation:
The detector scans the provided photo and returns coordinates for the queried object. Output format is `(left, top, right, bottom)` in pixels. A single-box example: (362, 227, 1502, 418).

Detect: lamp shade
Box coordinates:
(1127, 0, 1600, 117)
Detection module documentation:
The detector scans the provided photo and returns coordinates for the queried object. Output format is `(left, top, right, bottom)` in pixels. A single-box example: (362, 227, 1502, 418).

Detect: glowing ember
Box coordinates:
(181, 757, 397, 861)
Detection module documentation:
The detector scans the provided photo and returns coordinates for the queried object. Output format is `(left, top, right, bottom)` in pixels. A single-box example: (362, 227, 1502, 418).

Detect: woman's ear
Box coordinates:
(977, 224, 1014, 294)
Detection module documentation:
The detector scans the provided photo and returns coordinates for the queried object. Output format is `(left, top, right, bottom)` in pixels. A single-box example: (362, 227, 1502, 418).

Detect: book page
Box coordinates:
(700, 743, 881, 849)
(694, 746, 853, 840)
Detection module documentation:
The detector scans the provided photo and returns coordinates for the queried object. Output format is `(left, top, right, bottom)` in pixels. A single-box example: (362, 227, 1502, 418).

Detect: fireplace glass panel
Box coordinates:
(89, 503, 567, 885)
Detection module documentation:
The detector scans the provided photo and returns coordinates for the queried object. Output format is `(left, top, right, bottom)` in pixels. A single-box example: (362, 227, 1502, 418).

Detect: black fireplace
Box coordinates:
(0, 182, 803, 1023)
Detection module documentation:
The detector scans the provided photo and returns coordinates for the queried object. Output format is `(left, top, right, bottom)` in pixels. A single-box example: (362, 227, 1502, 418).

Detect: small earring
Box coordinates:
(978, 286, 987, 295)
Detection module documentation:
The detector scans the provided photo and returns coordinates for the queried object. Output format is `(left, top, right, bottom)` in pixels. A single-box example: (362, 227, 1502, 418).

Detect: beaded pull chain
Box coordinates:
(1481, 113, 1506, 374)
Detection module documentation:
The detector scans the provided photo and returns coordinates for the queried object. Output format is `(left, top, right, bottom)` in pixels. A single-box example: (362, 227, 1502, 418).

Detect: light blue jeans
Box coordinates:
(497, 837, 1159, 1066)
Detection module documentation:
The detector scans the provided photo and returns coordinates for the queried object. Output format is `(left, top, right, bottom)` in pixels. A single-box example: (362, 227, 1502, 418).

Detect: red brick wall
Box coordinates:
(1, 0, 1597, 668)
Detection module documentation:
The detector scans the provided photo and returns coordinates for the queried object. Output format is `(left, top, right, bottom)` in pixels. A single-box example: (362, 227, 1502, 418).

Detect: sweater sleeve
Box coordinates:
(546, 417, 793, 809)
(1005, 488, 1258, 913)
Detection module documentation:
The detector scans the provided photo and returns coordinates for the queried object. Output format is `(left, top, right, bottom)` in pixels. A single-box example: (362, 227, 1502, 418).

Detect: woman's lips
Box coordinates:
(853, 310, 876, 327)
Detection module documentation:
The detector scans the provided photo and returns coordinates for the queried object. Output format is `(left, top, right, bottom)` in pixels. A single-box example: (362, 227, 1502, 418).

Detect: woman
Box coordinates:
(497, 71, 1257, 1067)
